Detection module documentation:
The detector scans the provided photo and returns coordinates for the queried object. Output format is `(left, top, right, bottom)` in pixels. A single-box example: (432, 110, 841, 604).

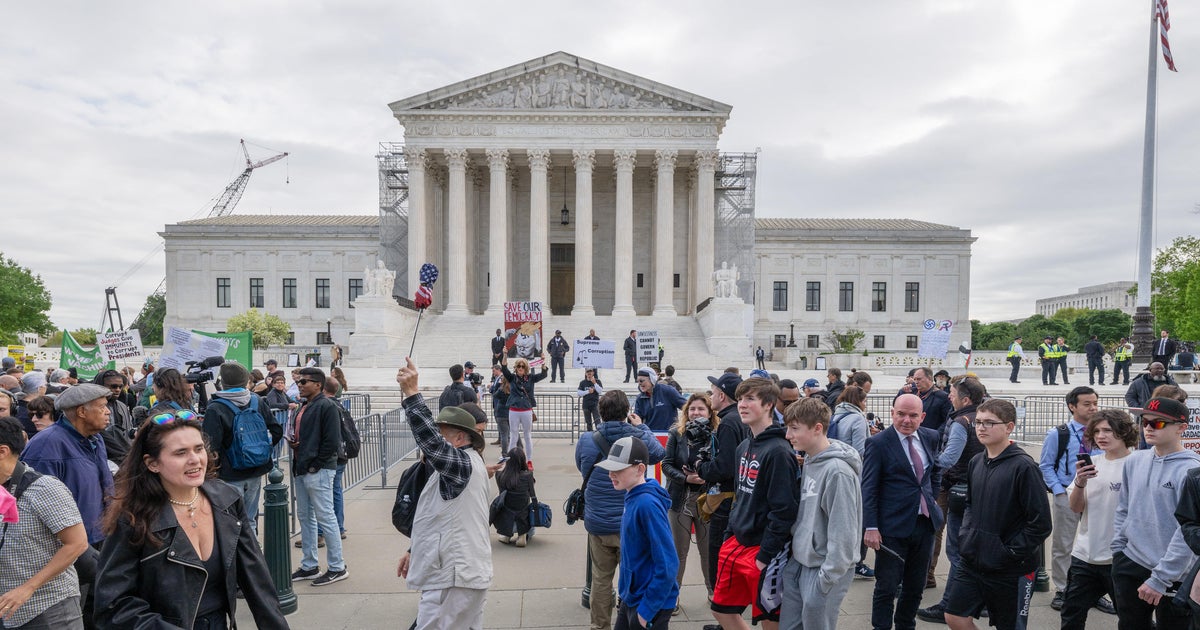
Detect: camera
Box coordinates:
(684, 419, 713, 444)
(184, 356, 225, 384)
(468, 372, 484, 387)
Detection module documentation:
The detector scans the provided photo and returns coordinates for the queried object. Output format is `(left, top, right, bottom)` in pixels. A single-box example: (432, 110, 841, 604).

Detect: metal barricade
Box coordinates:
(420, 390, 582, 443)
(339, 393, 371, 418)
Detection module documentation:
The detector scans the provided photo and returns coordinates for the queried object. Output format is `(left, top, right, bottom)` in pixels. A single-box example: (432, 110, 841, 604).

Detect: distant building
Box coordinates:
(1035, 281, 1136, 317)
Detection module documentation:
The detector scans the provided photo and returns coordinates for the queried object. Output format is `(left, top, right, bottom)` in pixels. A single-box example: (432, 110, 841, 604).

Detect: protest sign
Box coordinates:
(503, 301, 544, 367)
(59, 331, 115, 380)
(917, 319, 954, 359)
(194, 330, 253, 369)
(572, 338, 616, 369)
(159, 327, 229, 372)
(636, 330, 660, 365)
(98, 329, 144, 361)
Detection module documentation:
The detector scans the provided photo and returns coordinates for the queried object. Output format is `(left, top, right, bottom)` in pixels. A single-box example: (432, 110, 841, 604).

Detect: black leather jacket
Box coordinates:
(95, 480, 289, 629)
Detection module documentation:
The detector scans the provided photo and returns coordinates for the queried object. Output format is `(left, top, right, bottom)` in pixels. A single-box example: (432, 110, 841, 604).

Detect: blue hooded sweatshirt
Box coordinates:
(617, 478, 680, 622)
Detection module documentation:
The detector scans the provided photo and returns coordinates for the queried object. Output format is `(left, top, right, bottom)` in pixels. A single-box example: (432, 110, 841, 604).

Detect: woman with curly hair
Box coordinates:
(94, 412, 288, 629)
(660, 393, 720, 604)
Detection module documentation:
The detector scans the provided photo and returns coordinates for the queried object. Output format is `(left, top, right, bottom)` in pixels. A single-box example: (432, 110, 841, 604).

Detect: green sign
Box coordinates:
(59, 330, 115, 380)
(193, 330, 254, 370)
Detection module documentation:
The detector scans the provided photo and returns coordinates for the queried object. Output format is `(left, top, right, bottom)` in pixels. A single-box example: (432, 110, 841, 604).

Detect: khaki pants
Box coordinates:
(415, 586, 487, 630)
(1050, 492, 1081, 592)
(589, 533, 621, 630)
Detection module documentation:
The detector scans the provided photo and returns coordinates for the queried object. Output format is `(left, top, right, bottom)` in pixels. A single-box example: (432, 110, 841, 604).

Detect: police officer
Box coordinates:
(1007, 336, 1025, 383)
(1055, 336, 1071, 385)
(1039, 335, 1057, 386)
(1111, 337, 1133, 385)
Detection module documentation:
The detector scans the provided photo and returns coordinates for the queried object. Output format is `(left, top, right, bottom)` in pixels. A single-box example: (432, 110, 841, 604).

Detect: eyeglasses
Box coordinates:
(151, 410, 199, 425)
(31, 411, 50, 418)
(1142, 418, 1185, 430)
(295, 379, 316, 386)
(973, 420, 1009, 429)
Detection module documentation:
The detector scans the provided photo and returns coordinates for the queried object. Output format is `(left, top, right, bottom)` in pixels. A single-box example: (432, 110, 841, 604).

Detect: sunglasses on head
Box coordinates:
(151, 410, 199, 425)
(1141, 418, 1185, 430)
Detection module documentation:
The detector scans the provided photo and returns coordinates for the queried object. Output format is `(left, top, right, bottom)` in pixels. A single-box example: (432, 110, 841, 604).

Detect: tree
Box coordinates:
(825, 328, 865, 353)
(971, 320, 1018, 350)
(131, 293, 166, 346)
(1049, 307, 1088, 326)
(1151, 236, 1200, 340)
(226, 309, 291, 348)
(1068, 309, 1132, 348)
(1015, 314, 1070, 347)
(0, 256, 54, 344)
(46, 328, 99, 347)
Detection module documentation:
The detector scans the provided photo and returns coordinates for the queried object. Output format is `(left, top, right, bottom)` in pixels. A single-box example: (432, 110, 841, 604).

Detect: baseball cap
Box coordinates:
(803, 378, 821, 389)
(707, 372, 742, 400)
(1131, 397, 1191, 423)
(596, 436, 649, 472)
(749, 369, 771, 380)
(464, 361, 476, 369)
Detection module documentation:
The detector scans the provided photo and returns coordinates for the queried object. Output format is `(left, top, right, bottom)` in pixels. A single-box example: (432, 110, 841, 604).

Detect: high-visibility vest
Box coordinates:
(1040, 343, 1053, 358)
(1008, 343, 1022, 358)
(1052, 344, 1067, 358)
(1114, 345, 1132, 361)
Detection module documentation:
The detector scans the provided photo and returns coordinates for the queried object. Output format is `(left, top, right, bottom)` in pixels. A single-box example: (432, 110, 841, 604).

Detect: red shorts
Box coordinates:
(711, 537, 773, 621)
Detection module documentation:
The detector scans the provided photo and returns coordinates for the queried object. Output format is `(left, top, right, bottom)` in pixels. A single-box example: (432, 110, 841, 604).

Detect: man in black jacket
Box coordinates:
(623, 330, 638, 383)
(943, 399, 1051, 630)
(202, 362, 284, 536)
(1152, 329, 1179, 368)
(1084, 335, 1106, 386)
(823, 367, 845, 409)
(491, 329, 506, 365)
(438, 364, 478, 409)
(695, 372, 747, 601)
(546, 330, 569, 383)
(288, 367, 348, 586)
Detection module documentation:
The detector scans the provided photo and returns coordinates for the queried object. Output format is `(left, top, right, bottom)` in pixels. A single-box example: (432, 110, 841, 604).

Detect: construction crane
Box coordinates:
(120, 140, 289, 332)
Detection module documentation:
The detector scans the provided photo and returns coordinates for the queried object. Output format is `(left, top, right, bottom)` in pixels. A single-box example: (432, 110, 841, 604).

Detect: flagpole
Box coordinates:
(1132, 0, 1161, 366)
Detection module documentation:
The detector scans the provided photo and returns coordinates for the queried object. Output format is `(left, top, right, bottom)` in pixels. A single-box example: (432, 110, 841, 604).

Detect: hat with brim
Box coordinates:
(54, 383, 111, 412)
(435, 406, 485, 450)
(596, 436, 648, 472)
(1131, 397, 1191, 424)
(707, 372, 742, 400)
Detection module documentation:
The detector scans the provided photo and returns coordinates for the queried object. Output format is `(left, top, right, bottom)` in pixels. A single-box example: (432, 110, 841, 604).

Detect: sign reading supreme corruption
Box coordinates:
(503, 301, 544, 367)
(572, 338, 616, 369)
(98, 329, 144, 361)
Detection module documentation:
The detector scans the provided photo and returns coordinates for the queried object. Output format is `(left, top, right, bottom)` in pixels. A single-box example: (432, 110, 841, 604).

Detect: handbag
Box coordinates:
(948, 482, 969, 515)
(529, 500, 552, 528)
(489, 491, 508, 526)
(564, 432, 611, 524)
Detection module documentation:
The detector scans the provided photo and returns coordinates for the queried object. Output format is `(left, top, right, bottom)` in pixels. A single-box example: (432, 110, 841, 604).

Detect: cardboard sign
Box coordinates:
(573, 339, 616, 369)
(917, 319, 954, 359)
(159, 327, 229, 372)
(503, 301, 544, 367)
(636, 330, 660, 365)
(98, 329, 144, 361)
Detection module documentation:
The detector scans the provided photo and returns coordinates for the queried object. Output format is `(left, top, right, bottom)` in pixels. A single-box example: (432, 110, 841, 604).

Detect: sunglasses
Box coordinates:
(295, 378, 317, 386)
(1142, 418, 1186, 430)
(151, 410, 199, 425)
(31, 411, 50, 418)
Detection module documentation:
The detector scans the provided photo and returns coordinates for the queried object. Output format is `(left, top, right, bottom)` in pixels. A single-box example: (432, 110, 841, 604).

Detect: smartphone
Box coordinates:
(1076, 453, 1093, 468)
(498, 456, 510, 464)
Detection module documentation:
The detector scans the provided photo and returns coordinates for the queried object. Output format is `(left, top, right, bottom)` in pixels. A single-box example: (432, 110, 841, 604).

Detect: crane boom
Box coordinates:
(209, 139, 288, 218)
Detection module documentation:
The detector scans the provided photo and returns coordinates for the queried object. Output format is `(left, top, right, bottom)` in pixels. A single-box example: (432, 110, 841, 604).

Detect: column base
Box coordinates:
(651, 305, 678, 317)
(484, 304, 506, 317)
(571, 305, 596, 318)
(442, 303, 470, 315)
(611, 304, 637, 317)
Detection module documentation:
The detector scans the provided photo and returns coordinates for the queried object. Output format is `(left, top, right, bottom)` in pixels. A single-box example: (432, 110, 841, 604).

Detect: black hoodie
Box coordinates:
(958, 442, 1052, 576)
(696, 403, 749, 493)
(728, 425, 800, 564)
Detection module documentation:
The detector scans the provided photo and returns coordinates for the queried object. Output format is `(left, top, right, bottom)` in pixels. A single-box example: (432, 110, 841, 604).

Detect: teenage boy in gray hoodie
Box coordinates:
(779, 397, 862, 630)
(1110, 396, 1200, 630)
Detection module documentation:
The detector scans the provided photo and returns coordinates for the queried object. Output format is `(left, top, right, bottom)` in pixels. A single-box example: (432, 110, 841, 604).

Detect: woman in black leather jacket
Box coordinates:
(95, 413, 288, 629)
(660, 393, 720, 602)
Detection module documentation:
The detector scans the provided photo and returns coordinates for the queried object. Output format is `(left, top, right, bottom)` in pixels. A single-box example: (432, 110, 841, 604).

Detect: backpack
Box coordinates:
(392, 459, 432, 538)
(564, 432, 610, 525)
(1046, 423, 1070, 492)
(211, 394, 273, 471)
(337, 405, 362, 460)
(828, 410, 852, 442)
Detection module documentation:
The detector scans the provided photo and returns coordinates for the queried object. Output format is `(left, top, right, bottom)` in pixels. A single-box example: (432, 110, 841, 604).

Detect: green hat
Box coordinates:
(435, 406, 485, 451)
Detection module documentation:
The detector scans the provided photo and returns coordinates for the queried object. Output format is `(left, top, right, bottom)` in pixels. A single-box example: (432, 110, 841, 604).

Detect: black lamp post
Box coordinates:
(560, 166, 570, 225)
(788, 323, 797, 347)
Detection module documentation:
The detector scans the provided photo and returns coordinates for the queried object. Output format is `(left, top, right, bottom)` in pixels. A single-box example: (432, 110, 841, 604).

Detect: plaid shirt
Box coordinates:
(402, 394, 474, 500)
(0, 475, 83, 627)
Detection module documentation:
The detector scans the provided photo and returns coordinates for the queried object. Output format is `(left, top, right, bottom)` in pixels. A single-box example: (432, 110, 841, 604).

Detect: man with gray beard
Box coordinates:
(1125, 362, 1177, 410)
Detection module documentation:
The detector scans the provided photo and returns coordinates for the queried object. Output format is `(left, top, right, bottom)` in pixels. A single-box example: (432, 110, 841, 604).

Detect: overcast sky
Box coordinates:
(5, 1, 1198, 331)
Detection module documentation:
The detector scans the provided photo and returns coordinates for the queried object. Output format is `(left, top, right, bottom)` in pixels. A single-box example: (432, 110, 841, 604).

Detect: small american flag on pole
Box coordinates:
(1158, 0, 1178, 72)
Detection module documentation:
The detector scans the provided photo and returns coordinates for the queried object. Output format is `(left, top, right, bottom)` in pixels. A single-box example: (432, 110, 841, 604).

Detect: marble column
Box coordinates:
(652, 149, 678, 317)
(485, 149, 509, 314)
(572, 149, 596, 317)
(694, 149, 719, 305)
(405, 148, 428, 295)
(612, 149, 637, 316)
(527, 148, 551, 305)
(443, 148, 470, 314)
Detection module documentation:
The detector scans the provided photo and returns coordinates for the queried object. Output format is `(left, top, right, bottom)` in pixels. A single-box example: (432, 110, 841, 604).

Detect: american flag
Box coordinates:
(414, 263, 439, 310)
(1159, 0, 1178, 72)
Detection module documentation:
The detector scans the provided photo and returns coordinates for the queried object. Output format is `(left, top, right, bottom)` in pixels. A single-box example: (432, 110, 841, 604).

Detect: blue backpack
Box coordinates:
(211, 394, 272, 470)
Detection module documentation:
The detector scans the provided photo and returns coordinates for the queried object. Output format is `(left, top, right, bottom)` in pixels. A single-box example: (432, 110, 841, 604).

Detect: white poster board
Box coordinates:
(917, 319, 954, 359)
(159, 327, 229, 372)
(637, 330, 660, 364)
(572, 339, 616, 369)
(98, 329, 144, 361)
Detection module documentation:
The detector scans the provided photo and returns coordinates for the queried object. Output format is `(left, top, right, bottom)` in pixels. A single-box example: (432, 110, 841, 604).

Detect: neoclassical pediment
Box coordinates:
(389, 51, 732, 116)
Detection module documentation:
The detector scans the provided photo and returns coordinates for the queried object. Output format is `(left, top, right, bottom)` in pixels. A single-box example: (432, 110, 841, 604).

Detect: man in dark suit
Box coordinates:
(623, 330, 638, 383)
(862, 393, 943, 630)
(1152, 329, 1178, 368)
(491, 329, 506, 365)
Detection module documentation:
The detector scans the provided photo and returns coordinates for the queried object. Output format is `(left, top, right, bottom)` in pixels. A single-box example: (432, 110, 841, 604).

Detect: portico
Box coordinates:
(387, 52, 731, 317)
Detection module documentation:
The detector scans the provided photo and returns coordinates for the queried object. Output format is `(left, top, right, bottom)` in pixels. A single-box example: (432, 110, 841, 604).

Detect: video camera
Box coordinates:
(184, 356, 225, 384)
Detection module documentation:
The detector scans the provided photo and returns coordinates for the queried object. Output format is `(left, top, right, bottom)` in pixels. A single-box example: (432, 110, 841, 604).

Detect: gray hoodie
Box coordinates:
(1112, 447, 1200, 593)
(790, 438, 863, 593)
(829, 402, 868, 456)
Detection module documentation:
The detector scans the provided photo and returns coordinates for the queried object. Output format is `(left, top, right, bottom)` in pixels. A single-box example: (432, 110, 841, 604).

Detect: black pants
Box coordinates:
(1042, 360, 1056, 385)
(625, 356, 637, 382)
(583, 405, 599, 432)
(707, 499, 733, 586)
(1088, 359, 1105, 385)
(1058, 357, 1070, 383)
(1113, 361, 1131, 384)
(872, 516, 934, 630)
(1111, 551, 1191, 630)
(76, 544, 100, 630)
(1008, 356, 1021, 382)
(614, 601, 672, 629)
(550, 357, 565, 381)
(1061, 557, 1114, 630)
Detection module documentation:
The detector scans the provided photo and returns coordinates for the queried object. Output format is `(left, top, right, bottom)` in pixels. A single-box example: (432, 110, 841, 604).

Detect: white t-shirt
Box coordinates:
(1069, 453, 1130, 564)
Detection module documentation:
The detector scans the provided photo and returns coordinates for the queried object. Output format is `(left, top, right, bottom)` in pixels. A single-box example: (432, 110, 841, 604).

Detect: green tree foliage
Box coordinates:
(0, 256, 54, 343)
(1015, 314, 1071, 348)
(131, 293, 166, 346)
(225, 309, 291, 349)
(825, 328, 865, 353)
(1067, 309, 1132, 348)
(1151, 236, 1200, 340)
(971, 320, 1019, 350)
(1049, 307, 1088, 326)
(46, 328, 99, 346)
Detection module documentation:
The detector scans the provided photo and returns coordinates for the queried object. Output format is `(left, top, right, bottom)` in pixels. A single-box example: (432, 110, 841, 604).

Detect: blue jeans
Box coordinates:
(320, 464, 347, 536)
(228, 477, 263, 536)
(295, 467, 344, 572)
(937, 509, 964, 608)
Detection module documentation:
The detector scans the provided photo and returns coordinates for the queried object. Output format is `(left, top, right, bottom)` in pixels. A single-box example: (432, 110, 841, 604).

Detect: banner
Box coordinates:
(636, 330, 660, 365)
(194, 330, 253, 369)
(59, 331, 115, 380)
(917, 319, 954, 359)
(503, 301, 544, 367)
(98, 329, 144, 361)
(572, 339, 616, 369)
(159, 327, 229, 372)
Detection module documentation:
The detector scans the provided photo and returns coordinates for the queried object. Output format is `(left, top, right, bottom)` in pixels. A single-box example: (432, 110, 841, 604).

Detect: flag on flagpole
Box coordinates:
(1158, 0, 1178, 72)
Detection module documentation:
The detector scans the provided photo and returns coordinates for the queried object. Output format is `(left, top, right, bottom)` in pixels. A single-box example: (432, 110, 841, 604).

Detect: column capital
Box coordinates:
(613, 149, 637, 172)
(404, 147, 429, 171)
(444, 148, 470, 169)
(654, 149, 678, 172)
(571, 149, 596, 172)
(694, 149, 720, 170)
(527, 148, 551, 171)
(485, 148, 510, 170)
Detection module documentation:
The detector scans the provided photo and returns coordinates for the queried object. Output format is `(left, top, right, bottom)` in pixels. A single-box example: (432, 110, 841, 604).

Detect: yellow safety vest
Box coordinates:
(1040, 343, 1053, 359)
(1007, 343, 1021, 358)
(1114, 345, 1132, 361)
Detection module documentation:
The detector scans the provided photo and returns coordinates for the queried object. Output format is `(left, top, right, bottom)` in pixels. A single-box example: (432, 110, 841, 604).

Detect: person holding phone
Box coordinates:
(1059, 408, 1136, 629)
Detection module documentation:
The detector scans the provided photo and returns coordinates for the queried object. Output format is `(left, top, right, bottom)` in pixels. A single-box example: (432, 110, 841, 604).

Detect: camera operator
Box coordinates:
(694, 372, 749, 590)
(661, 393, 720, 601)
(464, 361, 485, 397)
